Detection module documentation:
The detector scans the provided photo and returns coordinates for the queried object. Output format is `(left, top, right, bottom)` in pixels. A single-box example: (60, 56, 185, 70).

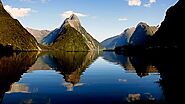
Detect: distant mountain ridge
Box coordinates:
(0, 0, 40, 51)
(42, 28, 60, 45)
(42, 14, 101, 51)
(101, 27, 135, 50)
(26, 27, 50, 43)
(101, 22, 158, 50)
(130, 22, 158, 46)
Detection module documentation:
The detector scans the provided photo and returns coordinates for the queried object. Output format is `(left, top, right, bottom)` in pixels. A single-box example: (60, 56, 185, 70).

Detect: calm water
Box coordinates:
(0, 51, 167, 104)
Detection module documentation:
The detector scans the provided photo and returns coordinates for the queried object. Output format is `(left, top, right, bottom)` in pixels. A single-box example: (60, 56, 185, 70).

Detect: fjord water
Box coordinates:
(0, 51, 165, 103)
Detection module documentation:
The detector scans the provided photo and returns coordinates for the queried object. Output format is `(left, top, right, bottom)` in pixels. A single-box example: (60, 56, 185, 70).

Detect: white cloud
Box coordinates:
(128, 0, 141, 6)
(149, 0, 156, 3)
(143, 0, 157, 7)
(143, 3, 151, 7)
(127, 0, 156, 7)
(61, 11, 87, 18)
(118, 17, 128, 21)
(4, 5, 32, 19)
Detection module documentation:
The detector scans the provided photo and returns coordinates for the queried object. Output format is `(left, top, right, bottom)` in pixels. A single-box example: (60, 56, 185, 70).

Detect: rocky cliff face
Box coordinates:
(129, 22, 158, 46)
(152, 0, 184, 48)
(42, 14, 101, 51)
(0, 1, 40, 51)
(63, 14, 81, 32)
(26, 27, 50, 43)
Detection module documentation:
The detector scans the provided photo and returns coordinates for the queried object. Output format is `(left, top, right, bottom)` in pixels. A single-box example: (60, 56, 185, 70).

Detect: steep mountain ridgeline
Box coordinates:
(151, 0, 185, 48)
(26, 27, 50, 43)
(0, 1, 40, 51)
(42, 28, 60, 45)
(129, 22, 158, 46)
(42, 14, 101, 51)
(52, 24, 90, 51)
(102, 22, 158, 50)
(101, 27, 135, 50)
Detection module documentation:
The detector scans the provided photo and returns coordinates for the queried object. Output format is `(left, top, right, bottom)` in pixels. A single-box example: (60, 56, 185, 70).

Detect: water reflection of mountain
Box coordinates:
(150, 50, 182, 103)
(28, 54, 51, 72)
(102, 52, 158, 77)
(129, 55, 158, 77)
(42, 51, 98, 87)
(0, 52, 38, 102)
(103, 50, 182, 103)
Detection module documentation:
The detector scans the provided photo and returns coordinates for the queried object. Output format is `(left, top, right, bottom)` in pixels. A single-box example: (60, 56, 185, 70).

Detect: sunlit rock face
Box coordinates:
(26, 27, 50, 43)
(63, 14, 81, 32)
(152, 0, 185, 48)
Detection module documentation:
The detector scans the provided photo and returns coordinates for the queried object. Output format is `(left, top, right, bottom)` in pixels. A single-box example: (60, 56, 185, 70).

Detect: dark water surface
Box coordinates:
(0, 51, 179, 104)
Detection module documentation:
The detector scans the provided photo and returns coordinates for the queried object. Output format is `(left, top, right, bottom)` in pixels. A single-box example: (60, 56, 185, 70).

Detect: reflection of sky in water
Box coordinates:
(2, 53, 164, 104)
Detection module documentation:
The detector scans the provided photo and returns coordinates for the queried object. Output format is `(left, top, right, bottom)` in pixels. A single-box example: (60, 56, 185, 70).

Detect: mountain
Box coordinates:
(101, 27, 135, 50)
(152, 0, 184, 48)
(26, 27, 50, 43)
(129, 22, 158, 46)
(0, 1, 40, 51)
(42, 28, 60, 45)
(42, 14, 101, 51)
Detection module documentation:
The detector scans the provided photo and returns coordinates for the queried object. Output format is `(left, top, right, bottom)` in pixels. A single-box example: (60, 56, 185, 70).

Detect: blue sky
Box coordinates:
(2, 0, 177, 42)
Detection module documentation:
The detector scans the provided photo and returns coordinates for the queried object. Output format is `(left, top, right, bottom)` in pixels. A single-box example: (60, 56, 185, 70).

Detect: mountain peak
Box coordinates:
(68, 14, 79, 21)
(62, 14, 81, 32)
(42, 13, 101, 51)
(137, 22, 148, 26)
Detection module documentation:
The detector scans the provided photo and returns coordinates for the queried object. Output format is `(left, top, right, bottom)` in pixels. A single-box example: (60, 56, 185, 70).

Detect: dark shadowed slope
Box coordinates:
(152, 0, 185, 48)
